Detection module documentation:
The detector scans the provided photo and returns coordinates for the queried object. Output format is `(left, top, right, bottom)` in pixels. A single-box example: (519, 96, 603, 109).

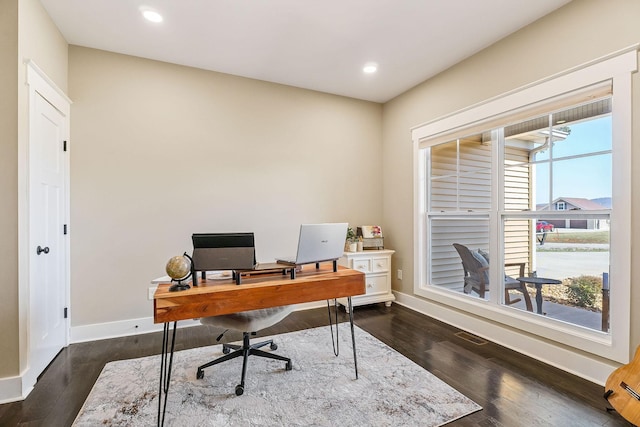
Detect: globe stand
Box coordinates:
(169, 279, 190, 292)
(166, 253, 193, 292)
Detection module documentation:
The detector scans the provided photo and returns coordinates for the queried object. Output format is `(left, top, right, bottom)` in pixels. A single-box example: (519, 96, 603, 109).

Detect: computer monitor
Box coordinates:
(191, 233, 256, 284)
(192, 233, 255, 253)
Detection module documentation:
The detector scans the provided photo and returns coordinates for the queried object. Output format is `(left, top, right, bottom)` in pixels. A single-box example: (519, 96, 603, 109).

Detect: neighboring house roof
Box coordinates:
(556, 197, 607, 210)
(536, 197, 608, 210)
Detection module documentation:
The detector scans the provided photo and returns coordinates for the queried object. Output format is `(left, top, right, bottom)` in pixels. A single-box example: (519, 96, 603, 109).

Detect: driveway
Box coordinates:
(536, 243, 609, 279)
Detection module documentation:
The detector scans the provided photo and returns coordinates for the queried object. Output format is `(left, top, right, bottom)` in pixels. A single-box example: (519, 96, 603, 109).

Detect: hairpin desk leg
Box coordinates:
(158, 321, 177, 427)
(347, 296, 358, 379)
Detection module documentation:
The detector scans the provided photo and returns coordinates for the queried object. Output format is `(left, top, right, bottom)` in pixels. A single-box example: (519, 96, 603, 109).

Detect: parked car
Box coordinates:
(536, 221, 554, 232)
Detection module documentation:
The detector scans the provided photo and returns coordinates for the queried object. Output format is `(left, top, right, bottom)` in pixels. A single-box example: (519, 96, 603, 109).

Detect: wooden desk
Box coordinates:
(154, 264, 364, 322)
(153, 264, 365, 426)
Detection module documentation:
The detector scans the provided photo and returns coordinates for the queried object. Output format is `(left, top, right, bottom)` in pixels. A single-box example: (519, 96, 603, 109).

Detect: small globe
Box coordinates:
(166, 255, 191, 280)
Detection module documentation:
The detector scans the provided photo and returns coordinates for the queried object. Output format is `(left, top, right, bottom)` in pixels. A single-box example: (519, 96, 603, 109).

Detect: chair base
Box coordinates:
(196, 332, 292, 396)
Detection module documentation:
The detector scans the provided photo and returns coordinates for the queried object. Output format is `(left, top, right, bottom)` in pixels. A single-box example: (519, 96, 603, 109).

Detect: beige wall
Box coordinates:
(68, 46, 382, 326)
(383, 0, 640, 351)
(18, 0, 68, 92)
(0, 0, 19, 378)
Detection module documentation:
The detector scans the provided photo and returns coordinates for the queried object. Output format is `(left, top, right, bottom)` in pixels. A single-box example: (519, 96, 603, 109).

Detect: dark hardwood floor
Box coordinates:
(0, 303, 631, 426)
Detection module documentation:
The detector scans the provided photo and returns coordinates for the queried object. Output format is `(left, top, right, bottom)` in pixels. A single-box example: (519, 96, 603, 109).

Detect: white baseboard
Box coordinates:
(0, 375, 29, 404)
(70, 316, 199, 343)
(392, 291, 617, 385)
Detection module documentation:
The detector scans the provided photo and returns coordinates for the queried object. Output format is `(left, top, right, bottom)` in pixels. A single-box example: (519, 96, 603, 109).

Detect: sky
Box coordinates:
(534, 116, 612, 202)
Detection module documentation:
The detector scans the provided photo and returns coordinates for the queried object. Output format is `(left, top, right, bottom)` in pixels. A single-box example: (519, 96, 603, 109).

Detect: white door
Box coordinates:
(28, 91, 68, 379)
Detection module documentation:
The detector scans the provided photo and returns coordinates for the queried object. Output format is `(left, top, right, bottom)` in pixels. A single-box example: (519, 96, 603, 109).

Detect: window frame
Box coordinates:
(411, 48, 636, 363)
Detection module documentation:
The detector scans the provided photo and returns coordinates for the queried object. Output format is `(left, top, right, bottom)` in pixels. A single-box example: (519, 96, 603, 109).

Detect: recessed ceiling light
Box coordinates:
(142, 9, 163, 23)
(363, 63, 378, 74)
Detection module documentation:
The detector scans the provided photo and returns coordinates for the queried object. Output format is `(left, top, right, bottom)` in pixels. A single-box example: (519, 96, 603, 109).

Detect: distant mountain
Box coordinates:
(590, 197, 611, 208)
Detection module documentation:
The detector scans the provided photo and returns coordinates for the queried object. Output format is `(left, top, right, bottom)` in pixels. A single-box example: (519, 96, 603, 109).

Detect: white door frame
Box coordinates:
(19, 60, 71, 397)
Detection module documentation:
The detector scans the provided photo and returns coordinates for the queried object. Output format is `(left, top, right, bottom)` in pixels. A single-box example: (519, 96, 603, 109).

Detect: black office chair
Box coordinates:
(196, 306, 293, 396)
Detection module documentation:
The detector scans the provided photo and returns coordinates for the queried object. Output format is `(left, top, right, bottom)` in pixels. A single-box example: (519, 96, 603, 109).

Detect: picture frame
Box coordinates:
(359, 225, 382, 238)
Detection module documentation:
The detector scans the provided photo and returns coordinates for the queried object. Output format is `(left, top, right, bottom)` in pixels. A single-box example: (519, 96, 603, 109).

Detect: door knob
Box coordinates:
(37, 246, 50, 255)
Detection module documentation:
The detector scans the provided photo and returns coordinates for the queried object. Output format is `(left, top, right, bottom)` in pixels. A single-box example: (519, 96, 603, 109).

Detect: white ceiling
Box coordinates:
(40, 0, 571, 103)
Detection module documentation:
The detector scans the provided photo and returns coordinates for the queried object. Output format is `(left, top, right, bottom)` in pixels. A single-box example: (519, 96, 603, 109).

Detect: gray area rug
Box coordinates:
(74, 325, 481, 426)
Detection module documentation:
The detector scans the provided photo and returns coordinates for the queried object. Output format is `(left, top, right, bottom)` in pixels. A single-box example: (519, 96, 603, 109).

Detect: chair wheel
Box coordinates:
(285, 361, 292, 371)
(270, 342, 278, 351)
(223, 346, 231, 354)
(235, 385, 244, 396)
(196, 369, 204, 379)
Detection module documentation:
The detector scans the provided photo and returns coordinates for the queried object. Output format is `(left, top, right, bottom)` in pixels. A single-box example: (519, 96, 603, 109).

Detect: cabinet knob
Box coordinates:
(367, 283, 373, 288)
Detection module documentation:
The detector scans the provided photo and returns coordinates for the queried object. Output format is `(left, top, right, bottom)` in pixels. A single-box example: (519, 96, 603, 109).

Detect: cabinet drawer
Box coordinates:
(351, 258, 372, 273)
(372, 257, 389, 273)
(365, 274, 388, 295)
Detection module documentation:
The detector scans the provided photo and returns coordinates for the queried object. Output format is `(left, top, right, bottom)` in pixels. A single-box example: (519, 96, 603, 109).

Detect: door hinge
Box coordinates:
(64, 224, 67, 235)
(63, 140, 67, 152)
(64, 307, 68, 318)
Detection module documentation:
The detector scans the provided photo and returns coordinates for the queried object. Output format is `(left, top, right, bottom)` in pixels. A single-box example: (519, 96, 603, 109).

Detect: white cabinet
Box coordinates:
(337, 249, 395, 309)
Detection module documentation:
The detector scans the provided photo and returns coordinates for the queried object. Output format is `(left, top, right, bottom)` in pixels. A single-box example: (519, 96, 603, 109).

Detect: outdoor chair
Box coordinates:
(453, 243, 533, 311)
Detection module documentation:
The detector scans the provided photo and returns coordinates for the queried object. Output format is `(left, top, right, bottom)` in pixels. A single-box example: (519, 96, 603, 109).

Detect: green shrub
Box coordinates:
(565, 275, 601, 308)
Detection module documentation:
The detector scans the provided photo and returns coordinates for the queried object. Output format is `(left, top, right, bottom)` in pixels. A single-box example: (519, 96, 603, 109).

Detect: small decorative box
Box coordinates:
(361, 237, 384, 250)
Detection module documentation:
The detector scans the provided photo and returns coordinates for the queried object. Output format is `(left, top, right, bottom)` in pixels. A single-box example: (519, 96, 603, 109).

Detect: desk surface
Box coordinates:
(154, 264, 365, 324)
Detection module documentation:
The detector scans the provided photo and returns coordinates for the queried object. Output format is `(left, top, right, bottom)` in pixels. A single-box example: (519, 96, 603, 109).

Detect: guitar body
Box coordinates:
(605, 346, 640, 424)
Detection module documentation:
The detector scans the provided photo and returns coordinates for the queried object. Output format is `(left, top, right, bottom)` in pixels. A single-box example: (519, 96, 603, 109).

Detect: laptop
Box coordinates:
(191, 232, 256, 271)
(276, 223, 348, 265)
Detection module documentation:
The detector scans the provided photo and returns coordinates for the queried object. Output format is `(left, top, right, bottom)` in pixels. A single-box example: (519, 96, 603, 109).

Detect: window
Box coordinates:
(502, 100, 611, 331)
(412, 49, 635, 362)
(428, 135, 491, 299)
